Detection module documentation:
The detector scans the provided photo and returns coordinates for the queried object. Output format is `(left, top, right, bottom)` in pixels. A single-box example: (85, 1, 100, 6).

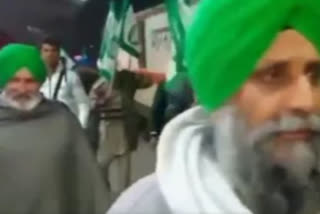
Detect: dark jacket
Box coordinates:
(0, 98, 108, 214)
(151, 73, 193, 135)
(113, 70, 152, 150)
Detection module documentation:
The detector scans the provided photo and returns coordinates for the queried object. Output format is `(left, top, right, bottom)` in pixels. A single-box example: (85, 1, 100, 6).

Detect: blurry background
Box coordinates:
(0, 0, 163, 57)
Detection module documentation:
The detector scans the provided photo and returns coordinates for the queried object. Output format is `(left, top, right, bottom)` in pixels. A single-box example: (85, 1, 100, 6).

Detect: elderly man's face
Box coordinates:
(4, 68, 42, 111)
(235, 30, 320, 142)
(220, 30, 320, 213)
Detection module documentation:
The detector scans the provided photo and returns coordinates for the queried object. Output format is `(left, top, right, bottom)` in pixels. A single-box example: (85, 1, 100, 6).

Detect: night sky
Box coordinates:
(133, 0, 164, 11)
(0, 0, 164, 56)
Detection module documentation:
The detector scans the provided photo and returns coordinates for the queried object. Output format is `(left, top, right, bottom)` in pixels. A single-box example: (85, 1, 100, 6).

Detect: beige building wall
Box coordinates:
(134, 5, 172, 107)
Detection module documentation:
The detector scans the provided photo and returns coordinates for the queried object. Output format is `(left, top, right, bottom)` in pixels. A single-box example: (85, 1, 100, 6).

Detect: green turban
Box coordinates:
(186, 0, 320, 110)
(0, 44, 47, 88)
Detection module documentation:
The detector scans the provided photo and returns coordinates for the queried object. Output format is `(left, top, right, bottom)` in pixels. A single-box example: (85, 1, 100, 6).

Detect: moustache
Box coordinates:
(247, 115, 320, 147)
(13, 94, 32, 100)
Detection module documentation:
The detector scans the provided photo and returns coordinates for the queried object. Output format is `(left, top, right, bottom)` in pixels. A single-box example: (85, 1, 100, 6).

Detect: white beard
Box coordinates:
(271, 141, 317, 185)
(213, 105, 320, 214)
(2, 91, 42, 111)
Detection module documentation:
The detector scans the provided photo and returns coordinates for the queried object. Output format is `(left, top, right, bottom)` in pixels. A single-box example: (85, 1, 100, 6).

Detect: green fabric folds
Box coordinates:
(0, 44, 47, 88)
(186, 0, 320, 110)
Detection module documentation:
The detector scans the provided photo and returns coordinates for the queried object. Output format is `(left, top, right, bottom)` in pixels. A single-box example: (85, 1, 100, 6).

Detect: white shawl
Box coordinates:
(156, 106, 252, 214)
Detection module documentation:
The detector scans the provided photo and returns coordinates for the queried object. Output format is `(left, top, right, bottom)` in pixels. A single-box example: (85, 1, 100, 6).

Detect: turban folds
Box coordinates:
(186, 0, 320, 110)
(0, 44, 47, 88)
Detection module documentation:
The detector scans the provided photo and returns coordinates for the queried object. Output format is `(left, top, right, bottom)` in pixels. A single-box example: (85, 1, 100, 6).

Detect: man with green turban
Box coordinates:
(0, 44, 47, 110)
(108, 0, 320, 214)
(0, 44, 108, 214)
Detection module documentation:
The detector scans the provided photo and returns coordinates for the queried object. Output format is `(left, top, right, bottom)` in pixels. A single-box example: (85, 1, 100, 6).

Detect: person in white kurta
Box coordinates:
(41, 63, 90, 127)
(40, 38, 90, 128)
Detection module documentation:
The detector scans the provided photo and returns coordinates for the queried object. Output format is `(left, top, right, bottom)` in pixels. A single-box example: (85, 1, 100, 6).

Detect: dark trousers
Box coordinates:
(151, 83, 168, 135)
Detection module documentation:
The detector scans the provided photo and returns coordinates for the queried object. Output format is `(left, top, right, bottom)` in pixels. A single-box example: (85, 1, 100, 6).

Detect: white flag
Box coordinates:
(99, 0, 123, 80)
(165, 0, 198, 81)
(99, 0, 140, 79)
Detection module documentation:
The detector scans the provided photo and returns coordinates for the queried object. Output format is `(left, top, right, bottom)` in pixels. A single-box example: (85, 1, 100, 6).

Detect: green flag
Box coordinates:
(99, 0, 125, 80)
(99, 0, 140, 80)
(119, 2, 141, 58)
(165, 0, 198, 88)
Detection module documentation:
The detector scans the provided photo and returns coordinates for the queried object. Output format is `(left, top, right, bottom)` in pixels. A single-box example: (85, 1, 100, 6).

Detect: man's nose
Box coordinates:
(285, 76, 314, 116)
(16, 82, 29, 94)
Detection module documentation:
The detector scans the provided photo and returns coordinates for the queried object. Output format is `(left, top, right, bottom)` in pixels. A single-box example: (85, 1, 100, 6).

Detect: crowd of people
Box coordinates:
(1, 0, 320, 213)
(0, 31, 191, 212)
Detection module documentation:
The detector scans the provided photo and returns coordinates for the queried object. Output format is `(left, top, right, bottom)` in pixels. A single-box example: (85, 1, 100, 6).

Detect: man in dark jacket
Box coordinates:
(0, 44, 108, 214)
(99, 66, 153, 201)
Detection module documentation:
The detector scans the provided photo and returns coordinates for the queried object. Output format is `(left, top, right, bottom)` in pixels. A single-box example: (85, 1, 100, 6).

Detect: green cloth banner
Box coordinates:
(119, 2, 141, 58)
(98, 0, 122, 80)
(165, 0, 197, 90)
(99, 0, 140, 80)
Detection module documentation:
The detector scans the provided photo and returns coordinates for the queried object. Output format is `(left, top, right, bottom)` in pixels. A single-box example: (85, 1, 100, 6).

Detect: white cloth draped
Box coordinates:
(156, 107, 253, 214)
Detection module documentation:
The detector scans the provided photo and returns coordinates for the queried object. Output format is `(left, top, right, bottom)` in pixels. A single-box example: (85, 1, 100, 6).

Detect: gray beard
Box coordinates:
(213, 106, 320, 214)
(1, 92, 43, 111)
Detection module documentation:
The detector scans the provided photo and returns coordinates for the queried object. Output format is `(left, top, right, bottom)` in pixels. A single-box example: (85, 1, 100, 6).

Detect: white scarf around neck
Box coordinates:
(156, 106, 253, 214)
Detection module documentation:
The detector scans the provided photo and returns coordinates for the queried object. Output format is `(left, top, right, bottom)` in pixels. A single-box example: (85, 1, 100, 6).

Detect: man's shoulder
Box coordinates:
(108, 174, 172, 214)
(41, 99, 85, 130)
(66, 70, 81, 81)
